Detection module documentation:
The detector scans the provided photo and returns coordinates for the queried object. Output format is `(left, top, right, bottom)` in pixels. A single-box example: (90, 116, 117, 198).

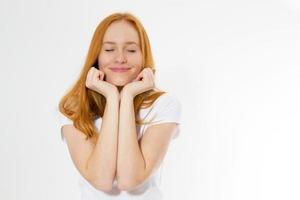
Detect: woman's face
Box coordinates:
(98, 20, 143, 87)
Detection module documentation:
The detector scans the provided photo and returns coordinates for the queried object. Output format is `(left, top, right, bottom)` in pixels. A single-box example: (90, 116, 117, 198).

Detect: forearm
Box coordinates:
(86, 94, 119, 187)
(117, 94, 146, 188)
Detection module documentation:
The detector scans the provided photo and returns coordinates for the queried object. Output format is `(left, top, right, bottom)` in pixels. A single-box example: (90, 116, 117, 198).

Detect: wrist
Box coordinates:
(106, 90, 120, 101)
(120, 89, 134, 101)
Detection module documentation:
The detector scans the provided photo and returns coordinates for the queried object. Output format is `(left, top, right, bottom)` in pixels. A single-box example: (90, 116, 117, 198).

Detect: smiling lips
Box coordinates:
(110, 67, 130, 72)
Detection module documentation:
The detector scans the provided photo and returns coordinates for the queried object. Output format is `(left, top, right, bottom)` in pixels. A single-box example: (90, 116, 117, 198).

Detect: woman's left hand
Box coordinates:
(121, 68, 155, 98)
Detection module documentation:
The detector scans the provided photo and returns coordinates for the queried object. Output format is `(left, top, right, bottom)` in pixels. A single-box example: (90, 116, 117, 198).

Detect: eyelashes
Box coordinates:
(104, 49, 136, 53)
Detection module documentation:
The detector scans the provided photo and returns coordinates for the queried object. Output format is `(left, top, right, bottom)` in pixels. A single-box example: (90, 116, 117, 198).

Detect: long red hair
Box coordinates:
(58, 12, 165, 140)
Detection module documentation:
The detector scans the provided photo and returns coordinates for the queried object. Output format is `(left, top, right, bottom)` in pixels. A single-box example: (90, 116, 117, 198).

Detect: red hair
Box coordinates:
(59, 12, 165, 140)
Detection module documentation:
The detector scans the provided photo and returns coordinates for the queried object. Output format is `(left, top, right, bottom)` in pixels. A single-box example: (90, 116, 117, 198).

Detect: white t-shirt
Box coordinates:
(55, 92, 182, 200)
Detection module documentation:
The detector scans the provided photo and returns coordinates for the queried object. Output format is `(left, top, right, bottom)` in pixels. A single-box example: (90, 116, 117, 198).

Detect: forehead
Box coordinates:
(103, 20, 140, 44)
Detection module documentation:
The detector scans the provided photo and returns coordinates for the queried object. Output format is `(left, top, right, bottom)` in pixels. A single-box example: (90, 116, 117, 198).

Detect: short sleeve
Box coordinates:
(142, 93, 182, 139)
(54, 107, 73, 143)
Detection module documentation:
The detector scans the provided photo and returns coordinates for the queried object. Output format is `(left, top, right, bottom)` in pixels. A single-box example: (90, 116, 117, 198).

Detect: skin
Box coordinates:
(83, 20, 177, 191)
(86, 19, 153, 98)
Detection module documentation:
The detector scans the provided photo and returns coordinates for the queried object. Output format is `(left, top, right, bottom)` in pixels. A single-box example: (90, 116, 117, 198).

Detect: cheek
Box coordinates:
(98, 54, 111, 69)
(129, 53, 143, 66)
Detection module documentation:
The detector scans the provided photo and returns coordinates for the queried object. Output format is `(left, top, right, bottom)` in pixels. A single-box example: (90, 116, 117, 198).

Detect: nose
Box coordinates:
(115, 51, 127, 63)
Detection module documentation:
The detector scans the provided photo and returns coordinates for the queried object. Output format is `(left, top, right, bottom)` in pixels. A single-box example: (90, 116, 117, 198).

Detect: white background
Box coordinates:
(1, 0, 300, 199)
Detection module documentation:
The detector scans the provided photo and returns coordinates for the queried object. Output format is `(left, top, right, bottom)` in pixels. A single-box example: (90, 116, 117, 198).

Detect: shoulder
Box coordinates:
(147, 92, 182, 123)
(152, 92, 182, 111)
(139, 92, 182, 139)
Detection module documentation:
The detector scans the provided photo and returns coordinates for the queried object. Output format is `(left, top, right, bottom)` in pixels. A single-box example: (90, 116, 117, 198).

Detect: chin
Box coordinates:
(109, 79, 129, 86)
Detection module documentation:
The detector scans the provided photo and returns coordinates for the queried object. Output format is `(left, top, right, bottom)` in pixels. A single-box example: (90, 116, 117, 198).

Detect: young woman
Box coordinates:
(57, 12, 182, 200)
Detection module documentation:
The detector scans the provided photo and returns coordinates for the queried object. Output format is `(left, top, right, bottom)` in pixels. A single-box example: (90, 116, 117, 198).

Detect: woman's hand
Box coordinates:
(121, 67, 155, 99)
(85, 66, 119, 99)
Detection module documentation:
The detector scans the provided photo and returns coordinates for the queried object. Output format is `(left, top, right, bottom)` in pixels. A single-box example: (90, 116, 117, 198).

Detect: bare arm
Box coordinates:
(117, 93, 145, 190)
(116, 92, 178, 191)
(116, 68, 178, 191)
(86, 93, 120, 190)
(62, 92, 120, 192)
(63, 67, 121, 192)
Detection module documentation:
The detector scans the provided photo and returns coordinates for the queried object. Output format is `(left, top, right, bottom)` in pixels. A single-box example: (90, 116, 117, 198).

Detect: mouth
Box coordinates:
(110, 67, 130, 73)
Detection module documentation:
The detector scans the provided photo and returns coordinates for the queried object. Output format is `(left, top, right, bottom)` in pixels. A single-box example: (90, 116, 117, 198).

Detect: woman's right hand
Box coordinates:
(85, 66, 119, 99)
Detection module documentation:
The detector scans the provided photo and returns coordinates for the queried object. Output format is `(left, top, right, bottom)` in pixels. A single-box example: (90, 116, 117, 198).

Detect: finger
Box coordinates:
(86, 67, 94, 83)
(94, 70, 101, 81)
(149, 68, 155, 77)
(134, 71, 143, 81)
(146, 68, 155, 85)
(91, 68, 99, 83)
(150, 69, 155, 81)
(144, 68, 152, 81)
(142, 69, 150, 81)
(135, 74, 143, 81)
(99, 70, 105, 80)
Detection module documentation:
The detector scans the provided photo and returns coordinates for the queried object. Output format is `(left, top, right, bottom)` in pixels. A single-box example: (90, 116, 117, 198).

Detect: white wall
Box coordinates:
(1, 0, 300, 199)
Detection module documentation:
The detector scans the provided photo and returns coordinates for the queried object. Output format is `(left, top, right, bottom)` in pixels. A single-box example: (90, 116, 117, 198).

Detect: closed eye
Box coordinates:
(105, 49, 114, 52)
(127, 50, 136, 53)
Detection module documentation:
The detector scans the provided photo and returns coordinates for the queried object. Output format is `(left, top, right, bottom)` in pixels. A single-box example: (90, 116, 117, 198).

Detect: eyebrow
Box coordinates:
(102, 41, 139, 45)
